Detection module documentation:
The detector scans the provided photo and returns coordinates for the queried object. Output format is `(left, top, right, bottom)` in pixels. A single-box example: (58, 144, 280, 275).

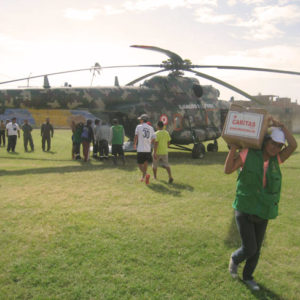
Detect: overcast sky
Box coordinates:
(0, 0, 299, 102)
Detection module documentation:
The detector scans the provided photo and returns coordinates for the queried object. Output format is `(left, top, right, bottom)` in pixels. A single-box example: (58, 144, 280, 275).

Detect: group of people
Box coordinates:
(71, 118, 126, 163)
(0, 117, 54, 153)
(134, 114, 173, 184)
(2, 115, 174, 186)
(71, 114, 174, 185)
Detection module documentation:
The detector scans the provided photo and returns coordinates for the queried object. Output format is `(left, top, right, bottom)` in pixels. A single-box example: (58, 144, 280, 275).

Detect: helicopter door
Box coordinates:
(220, 109, 228, 129)
(173, 114, 183, 131)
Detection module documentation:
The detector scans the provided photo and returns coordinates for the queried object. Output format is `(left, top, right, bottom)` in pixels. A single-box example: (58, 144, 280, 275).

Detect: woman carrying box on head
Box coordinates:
(224, 117, 297, 291)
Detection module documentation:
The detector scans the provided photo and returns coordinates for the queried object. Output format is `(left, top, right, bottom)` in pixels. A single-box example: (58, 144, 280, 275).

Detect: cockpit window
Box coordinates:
(192, 84, 203, 98)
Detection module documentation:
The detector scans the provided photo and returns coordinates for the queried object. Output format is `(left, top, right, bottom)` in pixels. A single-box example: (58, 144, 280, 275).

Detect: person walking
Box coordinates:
(41, 118, 54, 151)
(22, 119, 34, 152)
(224, 117, 297, 291)
(93, 119, 101, 159)
(134, 114, 156, 184)
(0, 120, 6, 147)
(152, 121, 173, 183)
(81, 119, 94, 162)
(6, 117, 20, 152)
(98, 121, 110, 160)
(109, 119, 125, 165)
(73, 122, 83, 160)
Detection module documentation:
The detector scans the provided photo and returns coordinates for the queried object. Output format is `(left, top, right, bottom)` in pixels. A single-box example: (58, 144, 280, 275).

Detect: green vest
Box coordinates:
(111, 125, 124, 145)
(233, 149, 282, 220)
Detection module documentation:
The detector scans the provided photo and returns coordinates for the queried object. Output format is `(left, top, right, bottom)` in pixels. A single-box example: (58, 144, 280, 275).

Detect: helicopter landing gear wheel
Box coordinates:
(207, 141, 218, 152)
(192, 143, 205, 159)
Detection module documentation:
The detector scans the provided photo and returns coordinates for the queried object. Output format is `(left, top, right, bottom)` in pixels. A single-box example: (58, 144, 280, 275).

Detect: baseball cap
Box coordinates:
(138, 114, 148, 121)
(270, 127, 285, 144)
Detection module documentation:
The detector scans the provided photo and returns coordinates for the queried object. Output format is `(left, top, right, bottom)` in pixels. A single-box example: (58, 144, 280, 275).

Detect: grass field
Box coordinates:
(0, 130, 299, 300)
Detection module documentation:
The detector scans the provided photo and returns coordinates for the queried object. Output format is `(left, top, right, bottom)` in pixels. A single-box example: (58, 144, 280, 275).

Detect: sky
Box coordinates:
(0, 0, 299, 102)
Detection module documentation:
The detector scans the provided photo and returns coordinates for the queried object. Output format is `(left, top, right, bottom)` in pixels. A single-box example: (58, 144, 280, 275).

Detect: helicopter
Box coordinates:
(0, 45, 299, 158)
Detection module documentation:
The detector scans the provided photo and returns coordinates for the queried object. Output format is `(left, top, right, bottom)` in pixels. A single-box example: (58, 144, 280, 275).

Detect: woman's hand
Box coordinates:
(269, 116, 284, 128)
(224, 144, 243, 174)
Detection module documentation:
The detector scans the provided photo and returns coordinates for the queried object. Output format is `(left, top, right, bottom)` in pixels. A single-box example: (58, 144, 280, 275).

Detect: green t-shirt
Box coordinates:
(155, 129, 171, 155)
(111, 125, 124, 145)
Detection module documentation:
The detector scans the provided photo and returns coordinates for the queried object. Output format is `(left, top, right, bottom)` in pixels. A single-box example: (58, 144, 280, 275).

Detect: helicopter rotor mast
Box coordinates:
(129, 45, 300, 104)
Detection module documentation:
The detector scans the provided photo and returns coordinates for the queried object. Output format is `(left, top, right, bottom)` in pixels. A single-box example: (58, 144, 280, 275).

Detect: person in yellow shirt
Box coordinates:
(153, 121, 173, 183)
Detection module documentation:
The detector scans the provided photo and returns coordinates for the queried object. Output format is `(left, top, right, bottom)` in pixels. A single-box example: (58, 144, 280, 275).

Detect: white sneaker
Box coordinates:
(229, 257, 238, 279)
(244, 279, 260, 291)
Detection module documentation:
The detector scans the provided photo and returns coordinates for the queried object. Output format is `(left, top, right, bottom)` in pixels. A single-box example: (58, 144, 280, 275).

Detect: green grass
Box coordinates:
(0, 130, 299, 299)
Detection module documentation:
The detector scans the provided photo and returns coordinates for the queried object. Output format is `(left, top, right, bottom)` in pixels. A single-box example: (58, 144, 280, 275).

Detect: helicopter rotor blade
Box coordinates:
(0, 64, 163, 85)
(126, 69, 166, 86)
(188, 69, 264, 105)
(189, 65, 300, 76)
(131, 45, 184, 64)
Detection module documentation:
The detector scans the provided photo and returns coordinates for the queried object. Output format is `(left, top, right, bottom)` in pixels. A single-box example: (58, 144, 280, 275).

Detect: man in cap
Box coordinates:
(134, 114, 156, 184)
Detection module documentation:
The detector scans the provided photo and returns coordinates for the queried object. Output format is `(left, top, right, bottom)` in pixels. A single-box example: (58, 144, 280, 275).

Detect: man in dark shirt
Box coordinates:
(0, 120, 6, 147)
(81, 119, 94, 162)
(22, 119, 34, 152)
(41, 118, 54, 151)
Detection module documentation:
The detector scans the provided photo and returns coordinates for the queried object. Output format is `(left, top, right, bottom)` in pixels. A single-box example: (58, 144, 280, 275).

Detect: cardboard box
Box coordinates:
(222, 104, 269, 149)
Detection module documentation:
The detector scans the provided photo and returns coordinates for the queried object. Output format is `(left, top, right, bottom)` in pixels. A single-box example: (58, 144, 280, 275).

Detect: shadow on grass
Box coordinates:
(146, 179, 194, 197)
(43, 150, 57, 154)
(0, 154, 137, 164)
(0, 155, 70, 162)
(1, 150, 228, 166)
(0, 161, 137, 176)
(241, 280, 286, 300)
(169, 151, 228, 166)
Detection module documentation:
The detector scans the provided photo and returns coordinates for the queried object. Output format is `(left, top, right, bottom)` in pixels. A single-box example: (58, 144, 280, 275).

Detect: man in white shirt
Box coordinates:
(134, 114, 156, 184)
(6, 117, 20, 152)
(99, 121, 110, 159)
(93, 119, 101, 159)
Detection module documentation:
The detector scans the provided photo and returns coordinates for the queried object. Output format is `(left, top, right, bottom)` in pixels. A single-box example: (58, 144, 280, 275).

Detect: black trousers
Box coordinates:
(99, 140, 109, 157)
(24, 134, 34, 151)
(7, 135, 17, 152)
(42, 136, 51, 151)
(73, 142, 81, 156)
(232, 210, 268, 280)
(93, 141, 99, 156)
(0, 131, 5, 146)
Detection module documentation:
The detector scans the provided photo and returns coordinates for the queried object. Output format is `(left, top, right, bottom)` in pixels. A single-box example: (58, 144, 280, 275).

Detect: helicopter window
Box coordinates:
(173, 114, 182, 131)
(192, 84, 203, 98)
